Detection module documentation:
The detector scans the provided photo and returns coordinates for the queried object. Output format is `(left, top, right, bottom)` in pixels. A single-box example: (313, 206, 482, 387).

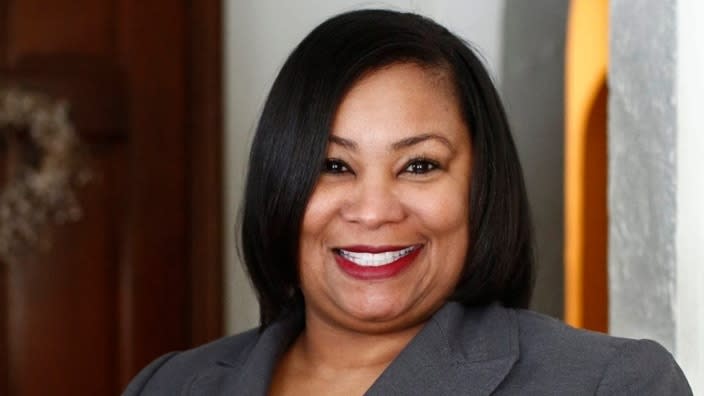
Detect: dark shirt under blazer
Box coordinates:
(123, 302, 692, 395)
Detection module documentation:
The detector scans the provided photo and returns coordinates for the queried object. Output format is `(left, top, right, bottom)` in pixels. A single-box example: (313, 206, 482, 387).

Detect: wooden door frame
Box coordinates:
(1, 0, 224, 391)
(186, 0, 224, 346)
(115, 0, 225, 385)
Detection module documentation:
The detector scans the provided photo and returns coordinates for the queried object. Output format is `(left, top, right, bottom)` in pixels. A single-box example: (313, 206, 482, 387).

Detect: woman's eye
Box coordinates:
(322, 158, 351, 174)
(404, 158, 440, 174)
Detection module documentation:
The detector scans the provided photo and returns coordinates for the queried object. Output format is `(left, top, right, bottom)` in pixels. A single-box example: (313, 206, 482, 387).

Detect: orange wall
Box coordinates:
(564, 0, 609, 331)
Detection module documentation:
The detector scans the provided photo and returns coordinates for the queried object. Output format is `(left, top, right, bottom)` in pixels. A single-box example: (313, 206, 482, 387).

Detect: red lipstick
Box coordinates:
(334, 245, 423, 280)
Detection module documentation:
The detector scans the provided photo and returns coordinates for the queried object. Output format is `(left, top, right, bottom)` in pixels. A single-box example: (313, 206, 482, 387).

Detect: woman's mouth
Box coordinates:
(333, 245, 423, 280)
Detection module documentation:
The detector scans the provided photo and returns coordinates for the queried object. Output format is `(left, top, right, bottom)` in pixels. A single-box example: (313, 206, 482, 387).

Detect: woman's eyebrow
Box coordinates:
(328, 133, 456, 153)
(329, 135, 357, 150)
(391, 133, 455, 153)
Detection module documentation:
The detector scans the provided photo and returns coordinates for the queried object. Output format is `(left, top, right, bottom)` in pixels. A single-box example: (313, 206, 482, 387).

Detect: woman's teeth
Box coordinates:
(337, 246, 416, 267)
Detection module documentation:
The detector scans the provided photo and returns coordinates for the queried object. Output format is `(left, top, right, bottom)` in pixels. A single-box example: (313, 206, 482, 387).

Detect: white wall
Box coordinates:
(676, 0, 704, 392)
(608, 0, 678, 351)
(609, 0, 702, 391)
(224, 0, 505, 333)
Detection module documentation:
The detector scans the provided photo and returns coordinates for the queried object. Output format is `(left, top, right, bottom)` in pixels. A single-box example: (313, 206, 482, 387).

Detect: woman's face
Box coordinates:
(299, 63, 472, 334)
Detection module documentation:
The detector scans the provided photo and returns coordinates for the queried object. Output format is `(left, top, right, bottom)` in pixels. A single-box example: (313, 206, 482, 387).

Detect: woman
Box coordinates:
(124, 10, 691, 395)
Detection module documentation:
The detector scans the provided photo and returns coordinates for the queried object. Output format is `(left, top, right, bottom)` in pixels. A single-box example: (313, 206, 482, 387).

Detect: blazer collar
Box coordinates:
(189, 302, 519, 396)
(366, 302, 519, 395)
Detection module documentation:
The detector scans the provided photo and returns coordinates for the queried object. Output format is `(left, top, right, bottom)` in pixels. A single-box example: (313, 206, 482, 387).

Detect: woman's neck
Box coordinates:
(297, 312, 425, 372)
(269, 310, 428, 395)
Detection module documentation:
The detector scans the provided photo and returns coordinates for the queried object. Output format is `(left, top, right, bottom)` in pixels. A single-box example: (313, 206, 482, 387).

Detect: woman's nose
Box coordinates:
(340, 176, 405, 228)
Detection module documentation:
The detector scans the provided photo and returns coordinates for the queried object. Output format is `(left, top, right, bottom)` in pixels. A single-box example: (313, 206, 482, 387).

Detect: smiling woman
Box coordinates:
(123, 9, 691, 395)
(297, 63, 472, 339)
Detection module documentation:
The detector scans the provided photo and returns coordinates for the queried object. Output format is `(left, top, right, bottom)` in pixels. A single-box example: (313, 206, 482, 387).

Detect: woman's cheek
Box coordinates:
(400, 182, 468, 231)
(301, 182, 347, 233)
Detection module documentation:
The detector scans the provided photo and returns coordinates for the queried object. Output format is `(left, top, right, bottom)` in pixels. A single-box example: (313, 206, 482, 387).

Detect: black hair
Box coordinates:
(240, 9, 534, 327)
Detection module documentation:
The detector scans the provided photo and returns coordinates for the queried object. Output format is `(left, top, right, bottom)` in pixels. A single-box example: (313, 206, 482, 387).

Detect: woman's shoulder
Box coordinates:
(428, 303, 690, 394)
(122, 328, 261, 395)
(502, 307, 691, 394)
(512, 307, 669, 365)
(513, 307, 627, 354)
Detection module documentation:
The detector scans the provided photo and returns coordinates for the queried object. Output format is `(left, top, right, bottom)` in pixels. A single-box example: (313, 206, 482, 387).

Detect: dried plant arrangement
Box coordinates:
(0, 86, 89, 263)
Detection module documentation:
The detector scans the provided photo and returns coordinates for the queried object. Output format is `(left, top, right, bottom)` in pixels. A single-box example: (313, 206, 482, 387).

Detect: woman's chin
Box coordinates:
(336, 297, 417, 329)
(348, 307, 401, 323)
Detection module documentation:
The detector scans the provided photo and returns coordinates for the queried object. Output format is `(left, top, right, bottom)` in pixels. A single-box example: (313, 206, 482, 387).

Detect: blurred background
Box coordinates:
(1, 0, 701, 394)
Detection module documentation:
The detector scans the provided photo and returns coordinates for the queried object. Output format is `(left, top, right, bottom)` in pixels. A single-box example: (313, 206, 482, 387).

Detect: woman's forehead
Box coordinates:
(329, 63, 467, 148)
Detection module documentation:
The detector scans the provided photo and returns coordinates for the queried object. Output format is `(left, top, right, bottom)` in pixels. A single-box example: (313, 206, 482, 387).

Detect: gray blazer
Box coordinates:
(123, 302, 691, 395)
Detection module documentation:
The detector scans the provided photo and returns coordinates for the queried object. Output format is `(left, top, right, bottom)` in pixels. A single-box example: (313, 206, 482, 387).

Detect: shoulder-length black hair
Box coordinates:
(241, 9, 534, 327)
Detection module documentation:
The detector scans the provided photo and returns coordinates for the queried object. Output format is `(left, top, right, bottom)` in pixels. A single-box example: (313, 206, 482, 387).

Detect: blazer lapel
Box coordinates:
(187, 310, 304, 396)
(185, 303, 518, 396)
(366, 303, 520, 396)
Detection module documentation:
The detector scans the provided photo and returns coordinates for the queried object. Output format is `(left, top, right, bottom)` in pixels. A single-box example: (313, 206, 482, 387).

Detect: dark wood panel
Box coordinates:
(0, 259, 7, 396)
(0, 57, 127, 140)
(0, 0, 8, 65)
(1, 0, 224, 393)
(1, 59, 127, 395)
(116, 0, 189, 385)
(6, 0, 116, 64)
(187, 0, 224, 347)
(7, 149, 122, 395)
(1, 2, 9, 384)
